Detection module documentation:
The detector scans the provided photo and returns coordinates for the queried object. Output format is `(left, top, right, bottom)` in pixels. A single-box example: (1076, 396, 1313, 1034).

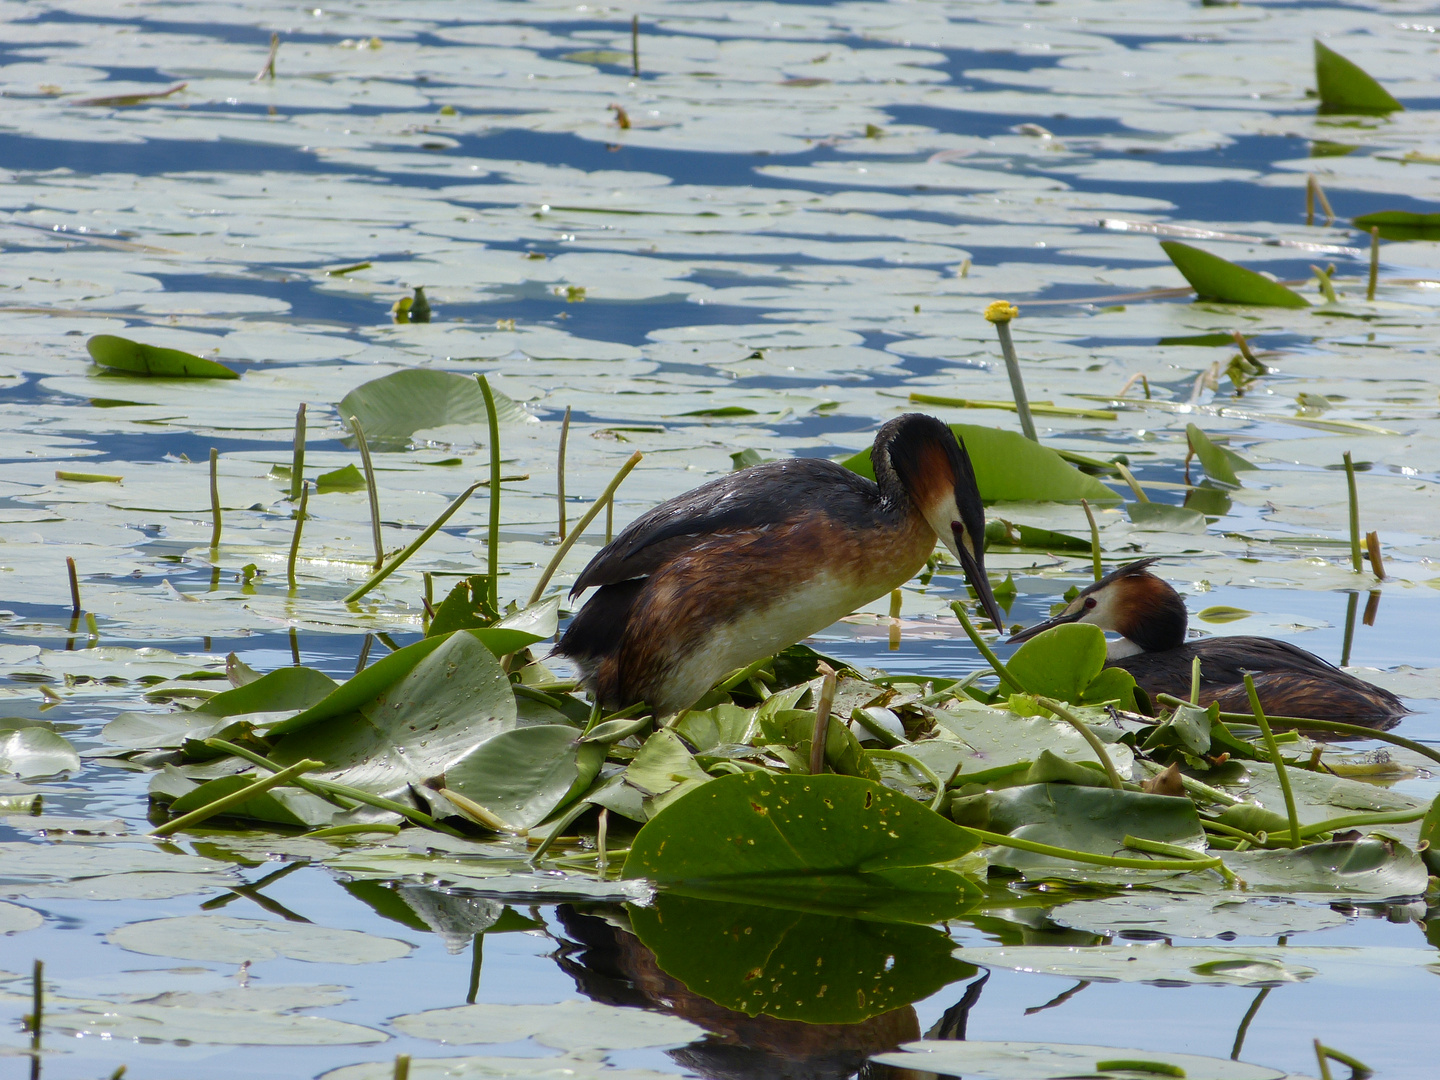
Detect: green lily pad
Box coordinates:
(0, 723, 80, 778)
(1315, 39, 1403, 115)
(1186, 424, 1253, 488)
(1005, 623, 1137, 709)
(443, 724, 602, 829)
(1127, 501, 1208, 533)
(628, 893, 974, 1024)
(108, 914, 413, 964)
(1225, 837, 1429, 897)
(1049, 893, 1346, 938)
(337, 369, 526, 449)
(1352, 211, 1440, 241)
(1196, 606, 1253, 624)
(315, 464, 367, 493)
(842, 424, 1119, 504)
(875, 1039, 1291, 1079)
(622, 772, 982, 920)
(984, 519, 1092, 552)
(87, 334, 239, 378)
(1160, 242, 1309, 308)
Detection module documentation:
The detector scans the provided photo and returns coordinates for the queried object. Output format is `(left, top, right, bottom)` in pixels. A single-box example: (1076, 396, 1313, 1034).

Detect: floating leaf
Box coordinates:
(1160, 242, 1309, 308)
(197, 666, 339, 719)
(0, 901, 42, 935)
(622, 772, 982, 921)
(1314, 40, 1403, 115)
(1127, 501, 1208, 533)
(1422, 794, 1440, 876)
(1049, 893, 1346, 939)
(1196, 605, 1253, 624)
(629, 893, 974, 1024)
(1005, 623, 1137, 709)
(443, 725, 602, 829)
(1352, 210, 1440, 241)
(337, 369, 526, 449)
(390, 998, 701, 1051)
(86, 334, 239, 378)
(315, 464, 366, 493)
(0, 722, 80, 778)
(984, 519, 1091, 551)
(843, 424, 1118, 504)
(108, 914, 412, 964)
(950, 783, 1206, 877)
(875, 1039, 1291, 1079)
(1186, 424, 1253, 488)
(1225, 836, 1429, 897)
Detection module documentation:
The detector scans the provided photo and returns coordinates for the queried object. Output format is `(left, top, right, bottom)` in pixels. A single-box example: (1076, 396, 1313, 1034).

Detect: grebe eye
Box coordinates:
(1083, 597, 1097, 610)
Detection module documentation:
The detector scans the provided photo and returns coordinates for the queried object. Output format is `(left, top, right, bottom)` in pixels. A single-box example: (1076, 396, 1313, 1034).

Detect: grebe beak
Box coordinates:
(1006, 606, 1085, 644)
(950, 523, 1006, 632)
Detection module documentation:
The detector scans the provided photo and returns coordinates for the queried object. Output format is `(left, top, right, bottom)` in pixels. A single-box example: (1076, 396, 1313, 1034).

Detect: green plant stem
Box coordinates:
(1367, 226, 1380, 301)
(1080, 498, 1101, 581)
(715, 656, 773, 694)
(287, 481, 309, 589)
(1276, 807, 1427, 844)
(631, 14, 639, 76)
(1159, 694, 1440, 770)
(1124, 835, 1236, 886)
(960, 826, 1225, 875)
(1341, 589, 1358, 668)
(349, 415, 384, 571)
(1246, 674, 1301, 849)
(950, 602, 1024, 693)
(203, 738, 354, 808)
(866, 748, 946, 811)
(477, 375, 502, 603)
(290, 402, 306, 502)
(394, 1053, 411, 1080)
(1315, 1043, 1372, 1080)
(557, 404, 570, 541)
(1113, 461, 1150, 502)
(852, 707, 905, 747)
(1202, 818, 1268, 847)
(29, 958, 41, 1051)
(990, 320, 1037, 441)
(208, 447, 222, 551)
(343, 483, 482, 603)
(529, 451, 643, 604)
(529, 797, 594, 865)
(809, 664, 837, 776)
(303, 823, 401, 838)
(1036, 697, 1122, 789)
(1231, 987, 1271, 1060)
(150, 759, 322, 836)
(596, 806, 609, 877)
(1343, 451, 1362, 572)
(66, 555, 81, 617)
(1190, 656, 1201, 704)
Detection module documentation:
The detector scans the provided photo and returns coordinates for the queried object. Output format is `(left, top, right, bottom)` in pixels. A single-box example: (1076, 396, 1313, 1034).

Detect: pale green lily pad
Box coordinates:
(0, 902, 42, 935)
(48, 985, 386, 1045)
(391, 999, 702, 1052)
(1049, 894, 1347, 939)
(320, 1055, 681, 1080)
(0, 725, 80, 778)
(0, 842, 227, 879)
(873, 1039, 1292, 1080)
(5, 871, 234, 901)
(108, 915, 413, 965)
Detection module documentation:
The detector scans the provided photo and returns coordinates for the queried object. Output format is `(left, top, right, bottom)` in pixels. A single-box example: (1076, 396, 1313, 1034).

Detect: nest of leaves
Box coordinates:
(102, 571, 1439, 922)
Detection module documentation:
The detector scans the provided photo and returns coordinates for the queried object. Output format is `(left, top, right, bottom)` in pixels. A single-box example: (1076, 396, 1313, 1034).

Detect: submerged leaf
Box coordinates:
(1314, 40, 1403, 115)
(1160, 242, 1309, 308)
(87, 334, 239, 378)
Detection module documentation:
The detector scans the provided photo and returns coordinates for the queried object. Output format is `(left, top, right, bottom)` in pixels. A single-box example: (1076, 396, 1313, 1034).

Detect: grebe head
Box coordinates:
(1006, 556, 1187, 653)
(873, 413, 1005, 629)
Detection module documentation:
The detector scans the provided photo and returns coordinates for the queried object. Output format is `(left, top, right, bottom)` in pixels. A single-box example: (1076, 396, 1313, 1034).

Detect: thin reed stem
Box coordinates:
(343, 483, 482, 603)
(1080, 499, 1101, 581)
(1367, 226, 1380, 301)
(631, 14, 639, 77)
(66, 556, 81, 617)
(209, 448, 222, 551)
(1365, 531, 1384, 579)
(477, 375, 503, 606)
(808, 663, 837, 776)
(950, 602, 1024, 694)
(287, 481, 308, 589)
(1113, 461, 1149, 502)
(1343, 451, 1362, 572)
(1245, 674, 1300, 848)
(557, 405, 571, 541)
(529, 451, 642, 604)
(1036, 696, 1122, 789)
(150, 759, 322, 836)
(349, 415, 384, 570)
(984, 303, 1037, 440)
(290, 403, 306, 502)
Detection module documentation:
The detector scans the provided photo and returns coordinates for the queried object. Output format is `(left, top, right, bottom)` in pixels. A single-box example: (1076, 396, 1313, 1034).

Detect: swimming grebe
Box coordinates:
(1008, 558, 1407, 726)
(555, 413, 1005, 715)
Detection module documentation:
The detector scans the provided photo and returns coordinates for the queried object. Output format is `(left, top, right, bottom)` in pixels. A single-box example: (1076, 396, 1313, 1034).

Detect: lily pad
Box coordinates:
(1353, 211, 1440, 241)
(390, 999, 702, 1051)
(874, 1039, 1291, 1079)
(1186, 424, 1252, 488)
(87, 334, 240, 378)
(1160, 242, 1309, 308)
(1005, 623, 1137, 709)
(1225, 837, 1429, 897)
(443, 724, 601, 829)
(337, 369, 526, 449)
(0, 723, 80, 778)
(315, 464, 367, 493)
(622, 772, 982, 921)
(1048, 893, 1346, 939)
(108, 914, 413, 964)
(842, 424, 1118, 504)
(1315, 40, 1403, 115)
(0, 902, 42, 935)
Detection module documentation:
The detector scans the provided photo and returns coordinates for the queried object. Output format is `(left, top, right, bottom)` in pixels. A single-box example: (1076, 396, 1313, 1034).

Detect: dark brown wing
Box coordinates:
(569, 457, 881, 594)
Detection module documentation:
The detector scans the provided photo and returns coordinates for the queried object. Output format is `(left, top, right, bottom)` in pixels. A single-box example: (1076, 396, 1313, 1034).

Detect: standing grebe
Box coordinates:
(1008, 558, 1407, 726)
(555, 413, 1005, 715)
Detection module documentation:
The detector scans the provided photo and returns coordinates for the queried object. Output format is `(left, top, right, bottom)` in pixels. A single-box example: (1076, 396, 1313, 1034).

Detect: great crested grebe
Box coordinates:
(555, 413, 1005, 715)
(1008, 558, 1407, 726)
